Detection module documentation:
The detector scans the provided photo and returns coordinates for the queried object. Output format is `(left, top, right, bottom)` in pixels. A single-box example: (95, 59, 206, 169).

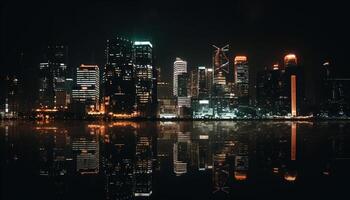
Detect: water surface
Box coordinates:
(1, 121, 350, 200)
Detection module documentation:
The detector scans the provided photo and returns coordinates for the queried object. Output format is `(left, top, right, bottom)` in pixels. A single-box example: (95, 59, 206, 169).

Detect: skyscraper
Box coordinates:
(213, 45, 229, 86)
(104, 37, 135, 115)
(38, 62, 54, 108)
(72, 65, 100, 111)
(234, 56, 249, 104)
(194, 66, 212, 99)
(284, 54, 304, 116)
(38, 45, 70, 110)
(173, 58, 187, 97)
(177, 73, 191, 109)
(256, 64, 286, 114)
(133, 41, 157, 117)
(0, 75, 21, 118)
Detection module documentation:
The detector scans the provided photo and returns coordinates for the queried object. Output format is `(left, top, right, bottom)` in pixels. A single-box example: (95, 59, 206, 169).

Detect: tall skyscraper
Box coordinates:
(284, 54, 304, 116)
(234, 56, 249, 103)
(133, 41, 157, 117)
(72, 65, 100, 110)
(320, 61, 350, 116)
(177, 73, 191, 109)
(173, 58, 187, 96)
(104, 37, 135, 115)
(38, 62, 54, 108)
(190, 67, 199, 98)
(197, 66, 207, 98)
(38, 45, 70, 110)
(213, 45, 229, 86)
(256, 64, 287, 113)
(0, 75, 21, 118)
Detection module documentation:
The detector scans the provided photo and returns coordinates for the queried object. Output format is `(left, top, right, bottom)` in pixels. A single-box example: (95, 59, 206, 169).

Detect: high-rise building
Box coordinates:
(72, 65, 100, 110)
(0, 75, 21, 118)
(38, 62, 54, 108)
(234, 56, 249, 103)
(104, 37, 135, 115)
(157, 67, 172, 99)
(38, 45, 70, 110)
(320, 61, 350, 116)
(284, 54, 304, 116)
(133, 41, 157, 117)
(256, 64, 287, 114)
(190, 68, 199, 98)
(197, 66, 207, 98)
(177, 73, 191, 117)
(213, 45, 229, 86)
(173, 58, 187, 96)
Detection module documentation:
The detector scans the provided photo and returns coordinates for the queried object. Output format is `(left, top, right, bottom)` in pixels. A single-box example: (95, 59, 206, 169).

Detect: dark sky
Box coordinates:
(1, 0, 349, 101)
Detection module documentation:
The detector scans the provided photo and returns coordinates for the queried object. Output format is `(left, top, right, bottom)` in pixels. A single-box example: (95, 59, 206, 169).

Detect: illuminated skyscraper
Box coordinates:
(284, 54, 304, 116)
(234, 56, 249, 98)
(49, 45, 69, 109)
(72, 65, 100, 110)
(37, 45, 70, 110)
(190, 67, 199, 98)
(213, 45, 229, 86)
(38, 62, 54, 108)
(197, 66, 212, 98)
(133, 41, 157, 117)
(104, 37, 135, 114)
(173, 58, 187, 96)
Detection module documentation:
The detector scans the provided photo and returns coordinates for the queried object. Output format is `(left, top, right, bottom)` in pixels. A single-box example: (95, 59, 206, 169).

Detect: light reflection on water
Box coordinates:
(1, 121, 350, 200)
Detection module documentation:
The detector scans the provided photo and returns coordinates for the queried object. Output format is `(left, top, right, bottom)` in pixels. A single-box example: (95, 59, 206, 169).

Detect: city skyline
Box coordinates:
(2, 2, 350, 199)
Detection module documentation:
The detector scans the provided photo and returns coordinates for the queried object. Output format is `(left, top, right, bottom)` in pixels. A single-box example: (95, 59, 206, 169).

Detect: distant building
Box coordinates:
(177, 73, 191, 117)
(104, 37, 135, 115)
(72, 65, 100, 111)
(256, 64, 287, 114)
(284, 54, 305, 116)
(38, 45, 71, 110)
(256, 54, 305, 116)
(320, 61, 350, 117)
(173, 58, 187, 96)
(133, 41, 157, 118)
(158, 98, 177, 119)
(234, 56, 249, 104)
(0, 75, 21, 118)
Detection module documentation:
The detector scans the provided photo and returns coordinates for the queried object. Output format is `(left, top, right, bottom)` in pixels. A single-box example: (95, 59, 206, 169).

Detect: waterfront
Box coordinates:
(1, 120, 350, 200)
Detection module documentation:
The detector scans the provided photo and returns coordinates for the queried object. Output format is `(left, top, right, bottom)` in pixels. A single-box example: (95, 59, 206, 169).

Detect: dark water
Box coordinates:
(1, 121, 350, 200)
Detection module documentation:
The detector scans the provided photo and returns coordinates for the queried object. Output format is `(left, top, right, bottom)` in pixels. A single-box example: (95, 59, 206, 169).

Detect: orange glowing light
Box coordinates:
(284, 172, 297, 182)
(234, 171, 248, 181)
(284, 54, 298, 65)
(291, 75, 297, 117)
(234, 56, 247, 64)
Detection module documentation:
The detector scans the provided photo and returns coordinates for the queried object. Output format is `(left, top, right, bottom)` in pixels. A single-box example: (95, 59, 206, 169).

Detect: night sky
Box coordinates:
(1, 0, 349, 102)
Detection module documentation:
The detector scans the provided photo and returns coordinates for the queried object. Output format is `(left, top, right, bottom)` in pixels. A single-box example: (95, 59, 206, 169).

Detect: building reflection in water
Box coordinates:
(1, 121, 350, 200)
